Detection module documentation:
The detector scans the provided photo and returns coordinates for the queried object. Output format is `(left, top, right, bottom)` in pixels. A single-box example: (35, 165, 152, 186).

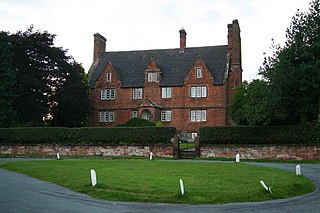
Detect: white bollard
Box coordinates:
(236, 154, 240, 163)
(91, 169, 97, 187)
(260, 180, 273, 194)
(56, 153, 60, 160)
(179, 179, 184, 195)
(296, 165, 301, 176)
(150, 152, 153, 160)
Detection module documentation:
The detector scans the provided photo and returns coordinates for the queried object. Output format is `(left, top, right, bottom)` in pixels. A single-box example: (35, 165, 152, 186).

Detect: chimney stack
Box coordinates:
(93, 33, 106, 62)
(179, 28, 187, 53)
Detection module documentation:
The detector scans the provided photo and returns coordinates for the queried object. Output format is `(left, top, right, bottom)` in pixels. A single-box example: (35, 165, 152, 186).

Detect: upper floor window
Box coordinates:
(161, 87, 172, 99)
(147, 72, 158, 82)
(106, 73, 112, 82)
(132, 88, 143, 99)
(190, 86, 207, 98)
(196, 68, 202, 78)
(99, 111, 115, 122)
(190, 110, 206, 122)
(101, 89, 115, 100)
(161, 110, 172, 121)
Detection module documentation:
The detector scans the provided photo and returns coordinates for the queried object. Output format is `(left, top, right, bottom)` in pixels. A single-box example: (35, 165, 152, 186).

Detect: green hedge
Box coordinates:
(0, 127, 176, 145)
(200, 125, 318, 145)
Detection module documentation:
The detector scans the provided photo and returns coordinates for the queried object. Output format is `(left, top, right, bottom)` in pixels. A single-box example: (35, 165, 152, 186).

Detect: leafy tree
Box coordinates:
(9, 26, 71, 126)
(51, 62, 90, 127)
(4, 25, 90, 127)
(0, 32, 17, 127)
(230, 80, 281, 126)
(259, 0, 320, 123)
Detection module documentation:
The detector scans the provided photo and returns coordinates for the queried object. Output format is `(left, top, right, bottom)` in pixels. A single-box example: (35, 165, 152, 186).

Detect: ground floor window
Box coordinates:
(131, 110, 137, 118)
(99, 111, 115, 122)
(161, 110, 172, 121)
(190, 110, 206, 122)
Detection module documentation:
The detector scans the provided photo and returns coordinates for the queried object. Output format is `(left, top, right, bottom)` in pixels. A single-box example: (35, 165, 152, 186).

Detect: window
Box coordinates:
(101, 89, 115, 100)
(132, 111, 137, 118)
(132, 88, 143, 99)
(161, 110, 172, 121)
(106, 73, 112, 82)
(148, 73, 158, 82)
(190, 110, 206, 122)
(196, 68, 202, 78)
(161, 87, 172, 98)
(99, 111, 115, 122)
(190, 86, 207, 98)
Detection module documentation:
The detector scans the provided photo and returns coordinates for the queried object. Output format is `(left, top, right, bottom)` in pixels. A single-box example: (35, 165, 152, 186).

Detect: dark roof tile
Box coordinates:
(89, 45, 228, 88)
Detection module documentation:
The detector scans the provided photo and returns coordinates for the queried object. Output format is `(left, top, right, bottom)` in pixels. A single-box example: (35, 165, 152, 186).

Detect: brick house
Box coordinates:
(88, 20, 242, 133)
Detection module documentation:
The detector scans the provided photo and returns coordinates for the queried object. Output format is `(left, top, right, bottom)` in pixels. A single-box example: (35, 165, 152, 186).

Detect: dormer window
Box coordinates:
(147, 72, 158, 82)
(196, 68, 202, 78)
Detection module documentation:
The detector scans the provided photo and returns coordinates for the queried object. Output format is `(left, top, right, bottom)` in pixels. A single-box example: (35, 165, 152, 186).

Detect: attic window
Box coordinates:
(148, 72, 158, 82)
(196, 68, 202, 78)
(106, 73, 112, 82)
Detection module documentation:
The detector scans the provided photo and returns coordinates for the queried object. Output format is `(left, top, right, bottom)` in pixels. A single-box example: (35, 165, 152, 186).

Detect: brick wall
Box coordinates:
(1, 145, 173, 158)
(201, 144, 320, 160)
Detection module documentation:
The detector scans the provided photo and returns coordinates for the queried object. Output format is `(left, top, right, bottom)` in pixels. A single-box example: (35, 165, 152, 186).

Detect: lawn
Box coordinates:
(0, 160, 315, 204)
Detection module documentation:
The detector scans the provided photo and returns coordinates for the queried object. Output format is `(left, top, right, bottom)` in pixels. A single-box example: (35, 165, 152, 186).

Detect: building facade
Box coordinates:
(88, 20, 242, 132)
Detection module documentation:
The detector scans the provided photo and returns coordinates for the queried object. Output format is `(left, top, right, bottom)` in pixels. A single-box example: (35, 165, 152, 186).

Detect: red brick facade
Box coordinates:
(88, 20, 242, 132)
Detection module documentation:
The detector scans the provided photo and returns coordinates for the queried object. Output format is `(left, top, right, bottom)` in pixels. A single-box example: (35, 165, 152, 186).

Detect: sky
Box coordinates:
(0, 0, 311, 81)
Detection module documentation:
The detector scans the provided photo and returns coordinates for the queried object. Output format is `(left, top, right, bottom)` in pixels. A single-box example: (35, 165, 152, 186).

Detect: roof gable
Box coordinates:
(89, 45, 228, 88)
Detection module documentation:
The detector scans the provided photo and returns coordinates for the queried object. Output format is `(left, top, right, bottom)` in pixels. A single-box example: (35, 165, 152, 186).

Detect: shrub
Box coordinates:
(200, 125, 315, 145)
(0, 127, 176, 145)
(116, 118, 156, 127)
(155, 121, 163, 127)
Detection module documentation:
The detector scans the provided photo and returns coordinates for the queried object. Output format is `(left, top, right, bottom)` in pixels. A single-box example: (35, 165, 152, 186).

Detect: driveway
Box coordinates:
(0, 158, 319, 213)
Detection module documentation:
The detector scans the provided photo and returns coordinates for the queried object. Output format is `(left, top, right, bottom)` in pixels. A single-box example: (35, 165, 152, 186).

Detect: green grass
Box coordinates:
(179, 142, 195, 150)
(0, 160, 315, 204)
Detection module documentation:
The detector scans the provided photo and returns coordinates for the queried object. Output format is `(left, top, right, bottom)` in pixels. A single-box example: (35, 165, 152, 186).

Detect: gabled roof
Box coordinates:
(89, 45, 228, 88)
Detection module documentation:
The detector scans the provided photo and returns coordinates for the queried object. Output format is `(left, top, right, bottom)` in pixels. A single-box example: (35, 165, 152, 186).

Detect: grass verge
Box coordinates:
(0, 159, 315, 204)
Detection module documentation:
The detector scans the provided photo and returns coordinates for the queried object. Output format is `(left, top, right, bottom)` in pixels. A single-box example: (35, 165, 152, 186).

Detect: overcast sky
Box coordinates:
(0, 0, 311, 80)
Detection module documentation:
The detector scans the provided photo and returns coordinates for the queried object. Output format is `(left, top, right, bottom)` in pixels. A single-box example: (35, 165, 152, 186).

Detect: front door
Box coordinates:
(142, 110, 151, 120)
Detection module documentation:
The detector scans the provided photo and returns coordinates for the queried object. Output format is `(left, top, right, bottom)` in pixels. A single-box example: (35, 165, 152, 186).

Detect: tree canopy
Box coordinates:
(231, 0, 320, 125)
(0, 26, 90, 127)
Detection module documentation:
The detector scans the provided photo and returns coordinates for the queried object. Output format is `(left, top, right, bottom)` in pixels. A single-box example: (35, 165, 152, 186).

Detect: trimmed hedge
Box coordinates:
(200, 125, 318, 145)
(0, 127, 176, 145)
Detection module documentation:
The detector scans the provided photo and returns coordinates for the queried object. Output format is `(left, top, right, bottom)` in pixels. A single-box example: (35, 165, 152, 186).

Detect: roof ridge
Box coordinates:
(100, 45, 228, 54)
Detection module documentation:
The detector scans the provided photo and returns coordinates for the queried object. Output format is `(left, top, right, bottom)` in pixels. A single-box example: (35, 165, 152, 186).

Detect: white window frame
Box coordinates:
(101, 89, 115, 100)
(132, 88, 143, 99)
(161, 87, 172, 99)
(161, 110, 172, 121)
(132, 110, 138, 118)
(196, 68, 202, 78)
(106, 73, 112, 82)
(99, 111, 115, 123)
(190, 86, 207, 98)
(190, 110, 206, 122)
(147, 72, 158, 82)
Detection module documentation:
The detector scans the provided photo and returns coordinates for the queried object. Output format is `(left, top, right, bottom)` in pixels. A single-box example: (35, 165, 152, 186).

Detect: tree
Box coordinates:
(0, 32, 17, 127)
(230, 80, 281, 126)
(9, 26, 71, 125)
(259, 0, 320, 123)
(4, 26, 90, 127)
(51, 62, 90, 127)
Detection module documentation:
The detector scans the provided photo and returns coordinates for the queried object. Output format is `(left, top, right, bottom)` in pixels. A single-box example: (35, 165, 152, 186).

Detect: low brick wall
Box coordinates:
(201, 144, 320, 160)
(0, 144, 173, 157)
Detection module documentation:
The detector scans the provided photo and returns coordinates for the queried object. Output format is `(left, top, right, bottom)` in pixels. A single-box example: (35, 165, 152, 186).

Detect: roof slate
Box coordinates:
(89, 45, 228, 88)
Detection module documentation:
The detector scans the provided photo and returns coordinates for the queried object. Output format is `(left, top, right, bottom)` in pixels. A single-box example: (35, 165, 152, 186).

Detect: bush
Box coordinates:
(0, 127, 176, 145)
(117, 118, 156, 127)
(200, 125, 315, 145)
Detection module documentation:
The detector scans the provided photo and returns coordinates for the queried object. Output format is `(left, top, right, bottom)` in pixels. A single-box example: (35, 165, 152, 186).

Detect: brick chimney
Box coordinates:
(93, 33, 106, 62)
(179, 28, 187, 53)
(227, 20, 241, 66)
